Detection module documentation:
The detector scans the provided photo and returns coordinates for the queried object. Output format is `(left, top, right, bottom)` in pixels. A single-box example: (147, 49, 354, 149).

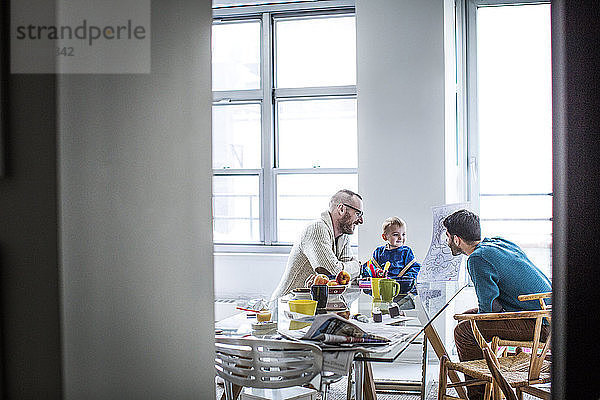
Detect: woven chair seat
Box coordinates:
(447, 352, 551, 387)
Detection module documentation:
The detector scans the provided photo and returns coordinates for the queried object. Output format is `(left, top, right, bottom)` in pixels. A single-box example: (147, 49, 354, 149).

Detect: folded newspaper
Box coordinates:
(301, 314, 390, 344)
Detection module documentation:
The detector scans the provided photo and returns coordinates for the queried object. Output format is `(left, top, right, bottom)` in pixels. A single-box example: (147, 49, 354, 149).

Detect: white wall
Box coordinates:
(356, 0, 446, 262)
(58, 1, 214, 398)
(214, 253, 288, 300)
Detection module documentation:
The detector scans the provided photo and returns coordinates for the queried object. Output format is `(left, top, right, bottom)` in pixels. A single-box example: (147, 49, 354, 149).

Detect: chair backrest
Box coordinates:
(215, 336, 323, 389)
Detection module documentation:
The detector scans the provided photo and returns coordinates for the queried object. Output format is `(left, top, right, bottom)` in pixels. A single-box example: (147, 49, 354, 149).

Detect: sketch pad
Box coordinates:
(420, 203, 469, 281)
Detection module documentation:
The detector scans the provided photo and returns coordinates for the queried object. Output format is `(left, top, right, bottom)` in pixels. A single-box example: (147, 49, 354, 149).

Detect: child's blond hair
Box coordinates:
(382, 216, 406, 235)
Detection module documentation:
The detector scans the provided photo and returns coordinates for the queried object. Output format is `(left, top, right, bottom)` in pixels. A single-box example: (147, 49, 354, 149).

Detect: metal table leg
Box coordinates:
(354, 360, 364, 400)
(347, 363, 354, 400)
(421, 335, 428, 400)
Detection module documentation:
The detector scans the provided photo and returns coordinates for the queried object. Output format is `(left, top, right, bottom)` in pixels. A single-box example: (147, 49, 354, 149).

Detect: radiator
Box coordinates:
(214, 299, 238, 322)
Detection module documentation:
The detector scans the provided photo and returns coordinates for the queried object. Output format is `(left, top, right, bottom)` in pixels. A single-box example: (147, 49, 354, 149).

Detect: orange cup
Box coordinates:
(257, 311, 272, 322)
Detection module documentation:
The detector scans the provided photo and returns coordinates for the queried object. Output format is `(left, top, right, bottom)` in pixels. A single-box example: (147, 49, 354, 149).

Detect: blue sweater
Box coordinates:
(468, 237, 551, 313)
(372, 245, 421, 281)
(359, 245, 420, 287)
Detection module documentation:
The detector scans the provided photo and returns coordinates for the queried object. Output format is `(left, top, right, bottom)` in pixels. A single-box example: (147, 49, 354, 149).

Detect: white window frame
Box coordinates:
(212, 0, 357, 253)
(457, 0, 553, 271)
(458, 0, 552, 207)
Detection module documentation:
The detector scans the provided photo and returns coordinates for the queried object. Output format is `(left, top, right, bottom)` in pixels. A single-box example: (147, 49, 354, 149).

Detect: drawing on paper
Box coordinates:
(419, 203, 470, 281)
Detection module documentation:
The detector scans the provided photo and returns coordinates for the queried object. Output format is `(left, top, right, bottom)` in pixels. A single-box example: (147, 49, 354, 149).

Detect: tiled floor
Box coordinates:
(215, 378, 426, 400)
(216, 360, 434, 400)
(216, 378, 545, 399)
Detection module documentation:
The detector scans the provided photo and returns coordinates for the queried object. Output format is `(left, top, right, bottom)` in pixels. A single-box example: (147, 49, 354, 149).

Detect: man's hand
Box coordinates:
(304, 274, 316, 288)
(491, 298, 504, 312)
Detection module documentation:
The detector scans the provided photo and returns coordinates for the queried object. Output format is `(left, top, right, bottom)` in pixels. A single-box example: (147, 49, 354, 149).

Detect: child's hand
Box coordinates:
(362, 259, 378, 277)
(374, 268, 386, 278)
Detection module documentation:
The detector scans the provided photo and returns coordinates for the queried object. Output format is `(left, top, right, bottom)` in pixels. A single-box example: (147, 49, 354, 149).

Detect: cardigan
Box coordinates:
(270, 211, 360, 301)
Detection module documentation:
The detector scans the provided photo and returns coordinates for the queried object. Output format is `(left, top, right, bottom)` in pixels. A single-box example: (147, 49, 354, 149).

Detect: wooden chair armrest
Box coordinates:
(517, 292, 551, 302)
(454, 309, 551, 321)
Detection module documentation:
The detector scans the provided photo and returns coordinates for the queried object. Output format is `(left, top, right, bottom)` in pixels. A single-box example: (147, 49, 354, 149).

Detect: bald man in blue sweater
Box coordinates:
(443, 209, 551, 400)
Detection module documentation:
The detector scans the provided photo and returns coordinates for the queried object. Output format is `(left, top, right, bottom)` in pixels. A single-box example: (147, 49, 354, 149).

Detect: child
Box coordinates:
(362, 217, 421, 295)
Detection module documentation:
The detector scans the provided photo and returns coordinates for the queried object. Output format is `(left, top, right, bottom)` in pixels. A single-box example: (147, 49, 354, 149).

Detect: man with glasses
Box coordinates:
(270, 189, 363, 301)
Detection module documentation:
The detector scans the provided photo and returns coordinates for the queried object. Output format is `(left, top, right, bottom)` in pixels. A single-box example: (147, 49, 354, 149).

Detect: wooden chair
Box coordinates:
(438, 292, 551, 400)
(485, 293, 551, 400)
(215, 336, 333, 400)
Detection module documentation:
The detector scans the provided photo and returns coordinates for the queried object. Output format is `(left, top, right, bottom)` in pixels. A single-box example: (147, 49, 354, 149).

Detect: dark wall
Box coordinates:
(0, 74, 62, 398)
(0, 0, 213, 397)
(552, 1, 600, 399)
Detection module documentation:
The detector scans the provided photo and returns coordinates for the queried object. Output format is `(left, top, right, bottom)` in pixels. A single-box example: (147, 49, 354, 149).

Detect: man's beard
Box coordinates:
(448, 240, 462, 256)
(340, 213, 356, 234)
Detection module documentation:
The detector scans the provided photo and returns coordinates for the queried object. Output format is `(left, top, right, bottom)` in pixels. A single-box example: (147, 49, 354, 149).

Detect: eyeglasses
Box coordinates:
(342, 203, 364, 218)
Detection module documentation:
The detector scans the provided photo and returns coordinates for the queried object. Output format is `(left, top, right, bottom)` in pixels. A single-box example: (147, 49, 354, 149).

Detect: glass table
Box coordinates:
(215, 281, 470, 400)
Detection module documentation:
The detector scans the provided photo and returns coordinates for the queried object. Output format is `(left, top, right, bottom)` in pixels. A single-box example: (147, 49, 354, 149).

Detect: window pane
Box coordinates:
(275, 16, 356, 88)
(213, 175, 260, 243)
(475, 4, 551, 277)
(477, 5, 552, 194)
(277, 98, 357, 168)
(480, 220, 551, 278)
(213, 104, 261, 169)
(212, 21, 260, 91)
(277, 174, 358, 243)
(214, 0, 305, 6)
(479, 195, 551, 220)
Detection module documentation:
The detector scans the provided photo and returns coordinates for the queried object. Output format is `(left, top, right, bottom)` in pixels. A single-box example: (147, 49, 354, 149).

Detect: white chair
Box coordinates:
(215, 336, 335, 400)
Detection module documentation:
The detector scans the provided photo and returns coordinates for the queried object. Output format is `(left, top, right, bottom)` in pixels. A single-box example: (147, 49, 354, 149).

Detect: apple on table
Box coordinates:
(313, 274, 330, 286)
(336, 270, 351, 285)
(305, 270, 351, 287)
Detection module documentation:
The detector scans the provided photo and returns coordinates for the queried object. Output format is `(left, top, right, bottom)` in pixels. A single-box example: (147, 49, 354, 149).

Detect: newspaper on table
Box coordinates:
(301, 314, 390, 344)
(322, 350, 356, 376)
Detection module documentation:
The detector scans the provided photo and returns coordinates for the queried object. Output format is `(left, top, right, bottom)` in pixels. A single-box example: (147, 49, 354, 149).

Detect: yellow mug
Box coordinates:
(371, 277, 383, 300)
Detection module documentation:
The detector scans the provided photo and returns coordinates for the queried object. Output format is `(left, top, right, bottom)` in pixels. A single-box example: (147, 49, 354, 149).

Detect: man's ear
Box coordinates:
(453, 235, 462, 247)
(381, 233, 387, 242)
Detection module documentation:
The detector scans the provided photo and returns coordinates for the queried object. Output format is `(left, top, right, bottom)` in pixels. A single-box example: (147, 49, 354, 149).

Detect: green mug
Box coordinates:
(379, 279, 401, 302)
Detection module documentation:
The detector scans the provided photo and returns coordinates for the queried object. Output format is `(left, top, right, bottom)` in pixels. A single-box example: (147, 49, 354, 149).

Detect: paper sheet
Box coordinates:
(322, 350, 357, 375)
(419, 203, 470, 281)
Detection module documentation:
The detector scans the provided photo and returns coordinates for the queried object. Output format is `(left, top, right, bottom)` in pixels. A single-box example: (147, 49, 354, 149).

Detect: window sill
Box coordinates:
(214, 243, 293, 254)
(213, 243, 359, 254)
